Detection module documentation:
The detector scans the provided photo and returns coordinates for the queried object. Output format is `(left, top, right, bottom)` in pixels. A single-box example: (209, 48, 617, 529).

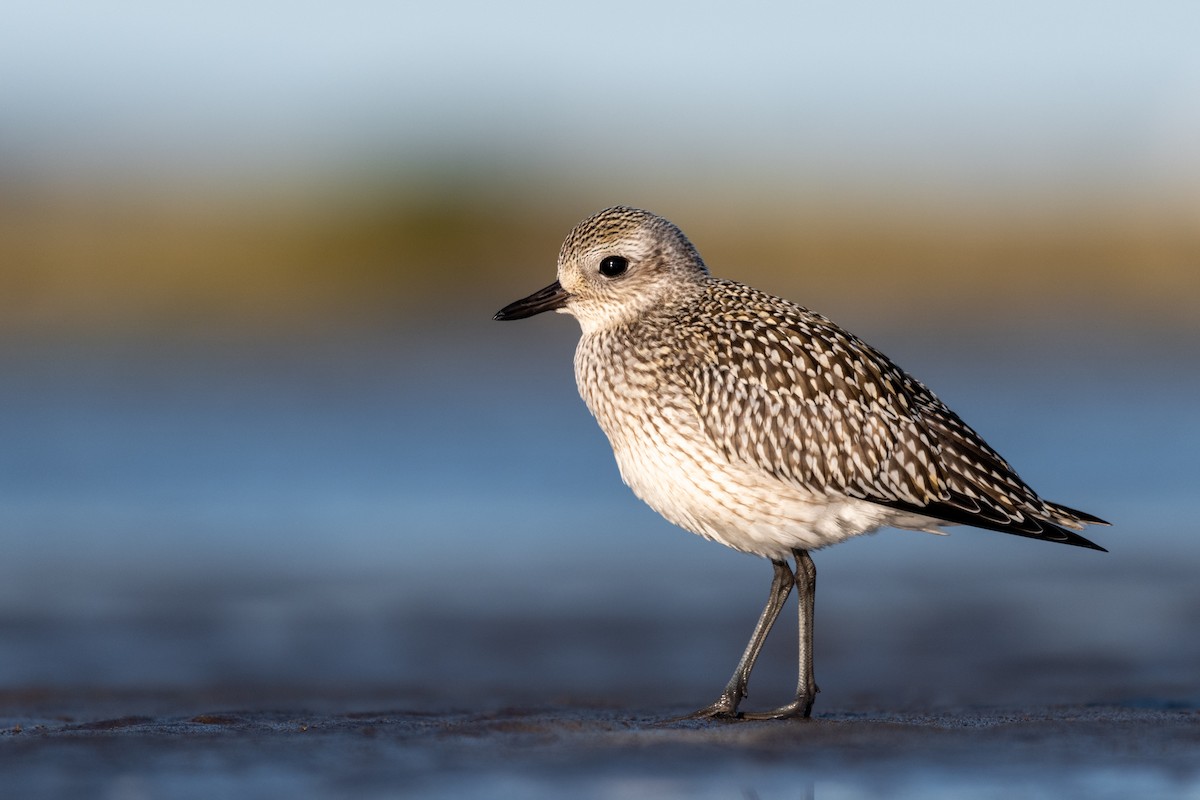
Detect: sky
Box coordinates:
(4, 0, 1199, 194)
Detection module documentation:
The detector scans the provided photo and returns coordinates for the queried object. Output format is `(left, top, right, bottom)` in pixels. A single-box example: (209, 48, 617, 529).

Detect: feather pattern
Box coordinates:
(509, 205, 1108, 559)
(674, 280, 1105, 550)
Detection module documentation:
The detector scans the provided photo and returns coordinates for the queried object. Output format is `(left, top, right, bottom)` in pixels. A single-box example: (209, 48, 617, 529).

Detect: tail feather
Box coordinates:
(1046, 501, 1111, 529)
(873, 495, 1109, 552)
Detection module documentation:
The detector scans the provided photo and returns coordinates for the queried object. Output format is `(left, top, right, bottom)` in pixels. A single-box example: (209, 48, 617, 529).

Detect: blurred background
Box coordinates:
(1, 0, 1197, 714)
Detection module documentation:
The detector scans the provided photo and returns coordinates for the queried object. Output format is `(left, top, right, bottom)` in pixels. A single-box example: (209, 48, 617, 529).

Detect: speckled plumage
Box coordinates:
(552, 206, 1104, 558)
(496, 205, 1107, 718)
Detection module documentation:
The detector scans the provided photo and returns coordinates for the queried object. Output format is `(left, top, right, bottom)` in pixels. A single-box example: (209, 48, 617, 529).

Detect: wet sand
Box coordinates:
(3, 688, 1197, 798)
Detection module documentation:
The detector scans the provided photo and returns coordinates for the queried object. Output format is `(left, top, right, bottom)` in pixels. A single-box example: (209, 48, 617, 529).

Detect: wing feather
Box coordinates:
(676, 283, 1107, 550)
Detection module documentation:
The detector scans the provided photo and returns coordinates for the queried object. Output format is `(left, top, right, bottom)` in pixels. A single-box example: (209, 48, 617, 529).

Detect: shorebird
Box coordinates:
(494, 206, 1107, 720)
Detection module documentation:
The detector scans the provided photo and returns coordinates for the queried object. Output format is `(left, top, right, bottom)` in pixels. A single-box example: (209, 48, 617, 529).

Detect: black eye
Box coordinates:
(599, 255, 628, 277)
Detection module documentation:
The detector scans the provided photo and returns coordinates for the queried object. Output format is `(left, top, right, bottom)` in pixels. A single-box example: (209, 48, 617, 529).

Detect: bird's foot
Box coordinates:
(669, 691, 743, 722)
(740, 695, 815, 721)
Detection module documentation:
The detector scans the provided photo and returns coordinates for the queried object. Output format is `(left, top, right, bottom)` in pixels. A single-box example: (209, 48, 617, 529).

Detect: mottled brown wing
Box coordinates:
(877, 369, 1107, 548)
(684, 310, 945, 506)
(681, 298, 1106, 550)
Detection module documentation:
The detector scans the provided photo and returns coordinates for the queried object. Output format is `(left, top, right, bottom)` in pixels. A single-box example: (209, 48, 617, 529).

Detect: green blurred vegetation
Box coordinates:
(2, 173, 1197, 334)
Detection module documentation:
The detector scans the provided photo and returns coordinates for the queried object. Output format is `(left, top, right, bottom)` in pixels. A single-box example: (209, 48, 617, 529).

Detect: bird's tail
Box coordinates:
(1045, 501, 1110, 531)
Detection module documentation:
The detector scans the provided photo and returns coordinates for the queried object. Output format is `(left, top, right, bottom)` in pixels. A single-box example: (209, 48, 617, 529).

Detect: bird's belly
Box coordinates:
(603, 413, 894, 560)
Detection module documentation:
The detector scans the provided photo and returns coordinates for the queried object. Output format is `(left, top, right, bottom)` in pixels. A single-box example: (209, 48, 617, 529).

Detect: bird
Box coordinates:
(494, 206, 1108, 720)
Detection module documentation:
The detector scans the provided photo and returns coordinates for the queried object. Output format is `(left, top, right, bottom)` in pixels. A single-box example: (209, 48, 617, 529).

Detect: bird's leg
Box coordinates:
(743, 548, 818, 720)
(681, 558, 795, 720)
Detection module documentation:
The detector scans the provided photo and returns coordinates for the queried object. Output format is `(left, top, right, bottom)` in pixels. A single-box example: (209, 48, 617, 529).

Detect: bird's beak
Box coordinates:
(493, 281, 570, 320)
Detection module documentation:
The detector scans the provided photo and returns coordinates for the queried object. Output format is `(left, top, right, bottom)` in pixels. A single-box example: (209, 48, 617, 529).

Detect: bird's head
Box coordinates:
(494, 206, 708, 333)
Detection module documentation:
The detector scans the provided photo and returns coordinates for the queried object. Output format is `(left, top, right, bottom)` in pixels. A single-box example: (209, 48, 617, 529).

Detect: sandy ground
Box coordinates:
(2, 688, 1197, 799)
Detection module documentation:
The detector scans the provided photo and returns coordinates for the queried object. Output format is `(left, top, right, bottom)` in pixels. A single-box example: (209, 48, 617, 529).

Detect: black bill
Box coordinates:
(493, 281, 570, 320)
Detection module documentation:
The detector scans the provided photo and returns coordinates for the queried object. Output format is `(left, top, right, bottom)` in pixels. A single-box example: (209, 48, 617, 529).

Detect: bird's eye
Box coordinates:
(599, 256, 628, 278)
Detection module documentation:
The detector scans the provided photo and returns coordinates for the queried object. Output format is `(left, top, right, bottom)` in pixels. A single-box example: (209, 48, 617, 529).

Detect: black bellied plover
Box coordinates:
(494, 206, 1108, 720)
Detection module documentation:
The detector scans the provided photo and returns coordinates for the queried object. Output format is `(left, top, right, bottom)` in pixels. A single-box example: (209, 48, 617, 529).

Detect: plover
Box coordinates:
(495, 206, 1107, 720)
